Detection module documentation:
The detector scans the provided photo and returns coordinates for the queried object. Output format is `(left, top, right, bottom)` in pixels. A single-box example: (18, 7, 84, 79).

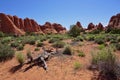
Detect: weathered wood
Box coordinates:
(27, 47, 57, 70)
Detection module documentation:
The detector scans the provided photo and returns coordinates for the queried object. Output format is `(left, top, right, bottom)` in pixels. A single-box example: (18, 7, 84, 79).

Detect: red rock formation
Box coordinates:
(41, 22, 57, 34)
(19, 18, 24, 30)
(76, 21, 83, 28)
(24, 18, 34, 32)
(96, 23, 104, 30)
(52, 23, 66, 33)
(13, 16, 20, 29)
(0, 13, 25, 35)
(107, 13, 120, 29)
(0, 13, 66, 35)
(87, 23, 95, 30)
(7, 15, 14, 22)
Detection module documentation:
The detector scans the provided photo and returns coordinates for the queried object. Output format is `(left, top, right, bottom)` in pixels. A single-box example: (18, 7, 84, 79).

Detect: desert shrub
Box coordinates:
(115, 43, 120, 50)
(0, 43, 15, 62)
(110, 39, 118, 44)
(34, 47, 40, 51)
(17, 44, 24, 51)
(74, 62, 82, 70)
(40, 37, 47, 42)
(1, 37, 12, 44)
(63, 46, 72, 55)
(91, 48, 120, 80)
(69, 25, 82, 37)
(49, 38, 59, 43)
(95, 35, 105, 44)
(74, 36, 84, 41)
(89, 29, 102, 34)
(53, 41, 65, 48)
(79, 42, 84, 46)
(98, 44, 105, 50)
(110, 28, 120, 34)
(16, 53, 25, 66)
(36, 41, 44, 47)
(117, 36, 120, 42)
(84, 34, 95, 41)
(95, 38, 105, 44)
(87, 36, 95, 41)
(22, 36, 36, 45)
(78, 51, 85, 57)
(109, 43, 117, 52)
(27, 39, 36, 45)
(10, 42, 19, 48)
(106, 27, 120, 34)
(0, 31, 5, 37)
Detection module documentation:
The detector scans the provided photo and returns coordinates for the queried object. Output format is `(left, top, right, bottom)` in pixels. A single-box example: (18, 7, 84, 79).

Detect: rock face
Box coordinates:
(76, 21, 83, 28)
(52, 23, 66, 33)
(96, 23, 104, 30)
(86, 22, 104, 33)
(107, 13, 120, 29)
(87, 23, 95, 30)
(41, 22, 57, 34)
(0, 13, 66, 35)
(0, 13, 25, 35)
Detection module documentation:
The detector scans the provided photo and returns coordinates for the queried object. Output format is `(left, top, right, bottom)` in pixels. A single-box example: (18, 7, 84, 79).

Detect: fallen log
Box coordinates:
(27, 47, 57, 70)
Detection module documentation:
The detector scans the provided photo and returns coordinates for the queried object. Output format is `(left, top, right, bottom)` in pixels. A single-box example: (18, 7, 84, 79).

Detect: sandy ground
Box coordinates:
(0, 40, 118, 80)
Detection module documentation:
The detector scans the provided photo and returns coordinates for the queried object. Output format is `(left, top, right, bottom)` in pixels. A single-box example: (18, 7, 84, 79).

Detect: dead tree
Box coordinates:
(27, 47, 57, 70)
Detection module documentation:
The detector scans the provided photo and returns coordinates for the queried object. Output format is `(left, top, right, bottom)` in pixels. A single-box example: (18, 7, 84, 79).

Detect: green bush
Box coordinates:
(78, 51, 85, 57)
(117, 36, 120, 42)
(63, 46, 72, 55)
(11, 42, 19, 48)
(115, 43, 120, 50)
(69, 25, 82, 37)
(87, 36, 95, 41)
(53, 41, 65, 48)
(0, 31, 5, 37)
(49, 38, 59, 43)
(110, 39, 118, 43)
(16, 53, 25, 66)
(0, 43, 15, 62)
(34, 47, 40, 51)
(1, 37, 12, 44)
(89, 29, 102, 34)
(74, 36, 84, 41)
(95, 38, 105, 44)
(74, 62, 82, 70)
(17, 45, 24, 51)
(36, 41, 43, 47)
(98, 44, 105, 50)
(91, 48, 120, 80)
(22, 36, 36, 45)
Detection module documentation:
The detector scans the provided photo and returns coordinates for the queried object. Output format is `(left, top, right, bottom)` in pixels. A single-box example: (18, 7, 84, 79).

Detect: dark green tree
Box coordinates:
(69, 25, 82, 37)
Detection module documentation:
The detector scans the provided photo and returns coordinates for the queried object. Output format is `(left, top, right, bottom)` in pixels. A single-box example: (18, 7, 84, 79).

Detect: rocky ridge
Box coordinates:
(0, 13, 66, 35)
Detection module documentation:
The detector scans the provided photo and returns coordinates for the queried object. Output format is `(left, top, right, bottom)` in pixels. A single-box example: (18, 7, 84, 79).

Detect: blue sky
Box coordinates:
(0, 0, 120, 29)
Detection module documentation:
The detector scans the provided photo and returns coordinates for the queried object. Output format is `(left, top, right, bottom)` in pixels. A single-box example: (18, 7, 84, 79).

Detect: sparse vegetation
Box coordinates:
(63, 45, 72, 55)
(0, 43, 15, 62)
(69, 25, 82, 37)
(78, 51, 85, 57)
(97, 44, 105, 50)
(34, 47, 40, 51)
(91, 48, 120, 80)
(17, 44, 24, 51)
(74, 62, 82, 70)
(53, 41, 65, 48)
(49, 38, 60, 43)
(36, 41, 44, 47)
(16, 53, 25, 66)
(11, 42, 19, 48)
